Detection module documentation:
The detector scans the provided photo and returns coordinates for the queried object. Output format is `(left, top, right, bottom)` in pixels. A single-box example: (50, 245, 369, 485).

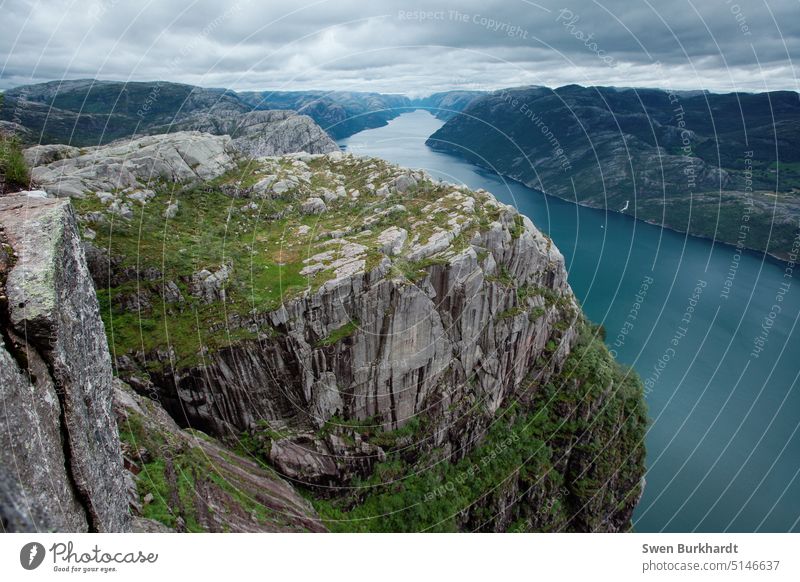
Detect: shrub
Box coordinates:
(0, 135, 30, 190)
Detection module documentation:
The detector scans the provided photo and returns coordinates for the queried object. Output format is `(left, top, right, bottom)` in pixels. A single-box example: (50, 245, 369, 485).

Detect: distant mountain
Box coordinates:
(0, 80, 416, 145)
(1, 80, 248, 145)
(411, 90, 486, 120)
(427, 85, 800, 260)
(238, 90, 413, 139)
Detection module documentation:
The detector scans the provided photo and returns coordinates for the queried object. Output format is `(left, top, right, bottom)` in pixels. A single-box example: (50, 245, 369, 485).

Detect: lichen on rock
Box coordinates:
(0, 196, 129, 532)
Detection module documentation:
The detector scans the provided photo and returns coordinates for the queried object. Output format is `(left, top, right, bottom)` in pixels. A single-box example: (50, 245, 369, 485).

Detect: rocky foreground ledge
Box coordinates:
(0, 196, 128, 532)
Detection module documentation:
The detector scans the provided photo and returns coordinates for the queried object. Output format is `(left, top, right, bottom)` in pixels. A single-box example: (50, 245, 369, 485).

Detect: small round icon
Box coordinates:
(20, 542, 46, 570)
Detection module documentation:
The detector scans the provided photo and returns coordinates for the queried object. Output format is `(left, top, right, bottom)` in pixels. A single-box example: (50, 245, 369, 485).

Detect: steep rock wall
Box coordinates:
(0, 196, 129, 532)
(143, 191, 577, 463)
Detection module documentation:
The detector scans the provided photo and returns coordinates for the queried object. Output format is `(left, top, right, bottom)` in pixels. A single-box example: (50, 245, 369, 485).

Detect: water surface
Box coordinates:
(340, 109, 800, 532)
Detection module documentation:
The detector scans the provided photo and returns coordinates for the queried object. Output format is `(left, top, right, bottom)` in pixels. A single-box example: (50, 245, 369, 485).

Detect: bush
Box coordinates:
(0, 135, 30, 190)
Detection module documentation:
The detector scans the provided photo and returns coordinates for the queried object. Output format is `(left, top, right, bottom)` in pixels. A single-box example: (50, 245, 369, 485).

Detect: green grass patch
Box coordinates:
(0, 134, 29, 190)
(315, 319, 359, 347)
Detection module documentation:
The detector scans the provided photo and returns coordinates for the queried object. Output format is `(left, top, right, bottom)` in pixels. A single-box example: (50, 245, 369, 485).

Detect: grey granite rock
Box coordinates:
(114, 381, 326, 532)
(146, 186, 576, 454)
(166, 109, 337, 157)
(0, 196, 129, 532)
(301, 197, 327, 215)
(190, 264, 232, 304)
(393, 173, 418, 193)
(23, 144, 81, 167)
(29, 131, 237, 197)
(0, 120, 30, 139)
(164, 202, 179, 220)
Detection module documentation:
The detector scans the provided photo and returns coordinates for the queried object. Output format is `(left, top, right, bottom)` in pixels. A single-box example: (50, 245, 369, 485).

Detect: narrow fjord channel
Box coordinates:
(339, 109, 800, 532)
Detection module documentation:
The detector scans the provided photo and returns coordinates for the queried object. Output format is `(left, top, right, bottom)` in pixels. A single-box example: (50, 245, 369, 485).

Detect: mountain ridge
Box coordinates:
(1, 79, 483, 145)
(427, 84, 800, 260)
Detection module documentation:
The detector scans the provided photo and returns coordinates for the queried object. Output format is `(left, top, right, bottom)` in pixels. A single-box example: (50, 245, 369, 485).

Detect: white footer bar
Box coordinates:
(1, 533, 797, 581)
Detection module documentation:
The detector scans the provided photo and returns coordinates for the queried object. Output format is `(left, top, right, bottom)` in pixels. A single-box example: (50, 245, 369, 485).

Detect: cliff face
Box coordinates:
(27, 127, 335, 198)
(28, 132, 238, 197)
(0, 193, 327, 533)
(150, 188, 574, 440)
(69, 148, 646, 532)
(114, 380, 326, 532)
(4, 114, 647, 532)
(0, 195, 129, 532)
(153, 110, 338, 157)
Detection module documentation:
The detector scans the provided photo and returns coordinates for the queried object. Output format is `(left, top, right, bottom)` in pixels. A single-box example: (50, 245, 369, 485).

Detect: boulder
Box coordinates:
(190, 264, 232, 304)
(301, 197, 327, 215)
(377, 226, 408, 256)
(161, 280, 185, 304)
(393, 173, 418, 193)
(29, 131, 238, 197)
(164, 202, 179, 220)
(23, 143, 81, 167)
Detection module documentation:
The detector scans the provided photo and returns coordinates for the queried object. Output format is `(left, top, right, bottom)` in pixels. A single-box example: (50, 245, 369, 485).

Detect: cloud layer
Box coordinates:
(1, 0, 798, 94)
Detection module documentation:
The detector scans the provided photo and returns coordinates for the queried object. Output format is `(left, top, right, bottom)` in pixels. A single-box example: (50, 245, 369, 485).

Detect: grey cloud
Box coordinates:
(0, 0, 798, 93)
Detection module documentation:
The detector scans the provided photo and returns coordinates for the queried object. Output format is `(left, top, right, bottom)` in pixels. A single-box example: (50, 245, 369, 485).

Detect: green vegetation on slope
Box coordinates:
(0, 80, 417, 144)
(428, 85, 800, 258)
(309, 321, 646, 532)
(74, 154, 504, 370)
(118, 399, 306, 532)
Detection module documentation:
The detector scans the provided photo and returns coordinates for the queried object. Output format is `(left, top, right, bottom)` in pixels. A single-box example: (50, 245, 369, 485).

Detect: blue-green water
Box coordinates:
(339, 110, 800, 532)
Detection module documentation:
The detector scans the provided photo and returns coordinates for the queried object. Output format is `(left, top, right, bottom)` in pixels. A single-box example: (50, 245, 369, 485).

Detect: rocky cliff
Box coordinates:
(114, 380, 325, 532)
(163, 110, 338, 157)
(0, 193, 326, 533)
(0, 195, 129, 532)
(26, 127, 335, 198)
(28, 132, 238, 197)
(61, 144, 646, 532)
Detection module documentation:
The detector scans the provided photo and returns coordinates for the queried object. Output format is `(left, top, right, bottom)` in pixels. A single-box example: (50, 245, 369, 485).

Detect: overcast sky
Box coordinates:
(1, 0, 798, 95)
